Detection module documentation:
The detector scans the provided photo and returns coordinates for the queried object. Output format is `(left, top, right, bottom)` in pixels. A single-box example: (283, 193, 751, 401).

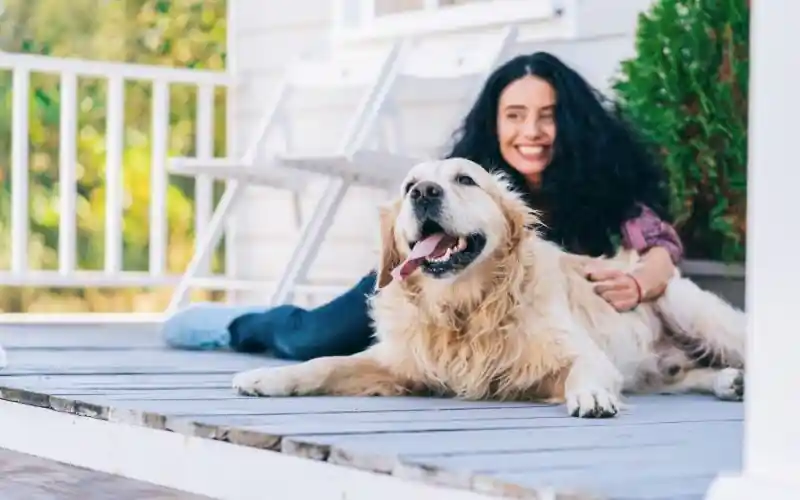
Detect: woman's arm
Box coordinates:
(621, 204, 683, 301)
(631, 245, 675, 301)
(586, 204, 683, 311)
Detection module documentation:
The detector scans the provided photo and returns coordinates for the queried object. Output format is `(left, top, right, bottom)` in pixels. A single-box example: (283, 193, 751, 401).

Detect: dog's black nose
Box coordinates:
(410, 181, 443, 201)
(410, 181, 443, 219)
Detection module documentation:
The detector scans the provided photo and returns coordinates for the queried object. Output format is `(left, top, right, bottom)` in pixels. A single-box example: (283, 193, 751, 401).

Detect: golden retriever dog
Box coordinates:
(233, 158, 746, 418)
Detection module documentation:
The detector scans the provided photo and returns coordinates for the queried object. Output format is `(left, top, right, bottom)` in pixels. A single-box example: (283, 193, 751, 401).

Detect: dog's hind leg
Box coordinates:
(659, 367, 744, 402)
(232, 350, 419, 397)
(653, 277, 746, 369)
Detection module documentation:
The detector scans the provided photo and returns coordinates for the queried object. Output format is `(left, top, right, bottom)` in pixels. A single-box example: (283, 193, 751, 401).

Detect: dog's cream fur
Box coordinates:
(233, 158, 746, 417)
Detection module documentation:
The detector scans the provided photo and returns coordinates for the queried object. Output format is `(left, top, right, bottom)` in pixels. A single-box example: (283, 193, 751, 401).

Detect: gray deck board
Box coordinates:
(0, 325, 743, 499)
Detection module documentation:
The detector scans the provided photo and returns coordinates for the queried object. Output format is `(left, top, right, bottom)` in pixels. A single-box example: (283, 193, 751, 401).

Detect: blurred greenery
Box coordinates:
(0, 0, 228, 312)
(613, 0, 749, 262)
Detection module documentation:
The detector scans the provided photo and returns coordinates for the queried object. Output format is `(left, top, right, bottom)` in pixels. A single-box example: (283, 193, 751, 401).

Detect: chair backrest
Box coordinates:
(243, 42, 403, 164)
(370, 26, 519, 156)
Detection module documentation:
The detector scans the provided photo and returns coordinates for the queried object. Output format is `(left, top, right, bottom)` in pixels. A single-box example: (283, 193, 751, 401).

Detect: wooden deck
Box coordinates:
(0, 447, 210, 499)
(0, 323, 743, 500)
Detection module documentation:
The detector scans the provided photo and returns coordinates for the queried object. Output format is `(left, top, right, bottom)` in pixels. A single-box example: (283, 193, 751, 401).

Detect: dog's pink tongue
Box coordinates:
(391, 233, 450, 283)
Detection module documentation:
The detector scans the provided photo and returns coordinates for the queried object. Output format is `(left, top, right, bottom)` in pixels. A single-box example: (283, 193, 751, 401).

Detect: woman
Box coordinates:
(163, 51, 683, 360)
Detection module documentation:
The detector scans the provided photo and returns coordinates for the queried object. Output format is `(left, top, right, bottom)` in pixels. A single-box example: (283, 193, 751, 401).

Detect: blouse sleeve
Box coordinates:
(621, 204, 684, 264)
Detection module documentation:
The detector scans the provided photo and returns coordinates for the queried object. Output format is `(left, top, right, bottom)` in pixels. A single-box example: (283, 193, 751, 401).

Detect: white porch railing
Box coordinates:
(0, 52, 235, 291)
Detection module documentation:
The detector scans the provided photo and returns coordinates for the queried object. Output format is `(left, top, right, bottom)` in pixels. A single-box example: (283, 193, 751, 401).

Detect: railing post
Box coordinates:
(149, 80, 170, 277)
(224, 0, 240, 304)
(104, 75, 125, 275)
(194, 84, 216, 276)
(705, 1, 800, 499)
(58, 72, 78, 275)
(11, 68, 30, 275)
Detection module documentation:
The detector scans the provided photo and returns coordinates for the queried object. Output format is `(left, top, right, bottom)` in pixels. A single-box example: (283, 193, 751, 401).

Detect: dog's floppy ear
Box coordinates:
(376, 199, 403, 290)
(497, 184, 541, 250)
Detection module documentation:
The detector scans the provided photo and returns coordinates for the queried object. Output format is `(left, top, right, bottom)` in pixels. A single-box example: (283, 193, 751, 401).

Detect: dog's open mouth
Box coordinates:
(391, 219, 487, 282)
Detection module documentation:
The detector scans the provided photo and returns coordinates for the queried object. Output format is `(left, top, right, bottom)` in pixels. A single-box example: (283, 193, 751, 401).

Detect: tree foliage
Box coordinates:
(0, 0, 227, 312)
(613, 0, 749, 262)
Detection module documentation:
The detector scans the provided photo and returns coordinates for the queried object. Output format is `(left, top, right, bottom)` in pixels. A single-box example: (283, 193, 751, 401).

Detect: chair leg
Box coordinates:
(167, 180, 245, 314)
(269, 177, 351, 307)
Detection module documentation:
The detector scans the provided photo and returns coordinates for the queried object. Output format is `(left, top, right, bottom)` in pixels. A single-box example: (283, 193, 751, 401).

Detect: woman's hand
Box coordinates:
(583, 247, 675, 312)
(583, 266, 644, 312)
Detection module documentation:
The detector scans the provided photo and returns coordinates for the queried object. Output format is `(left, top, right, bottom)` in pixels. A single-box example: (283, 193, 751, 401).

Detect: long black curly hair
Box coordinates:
(445, 51, 673, 258)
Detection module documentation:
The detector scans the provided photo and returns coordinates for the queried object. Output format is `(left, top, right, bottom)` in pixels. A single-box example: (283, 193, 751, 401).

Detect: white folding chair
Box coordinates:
(270, 26, 519, 306)
(166, 42, 403, 313)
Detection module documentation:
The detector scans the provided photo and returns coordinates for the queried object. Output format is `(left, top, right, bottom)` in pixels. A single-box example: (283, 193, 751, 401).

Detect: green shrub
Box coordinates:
(613, 0, 750, 262)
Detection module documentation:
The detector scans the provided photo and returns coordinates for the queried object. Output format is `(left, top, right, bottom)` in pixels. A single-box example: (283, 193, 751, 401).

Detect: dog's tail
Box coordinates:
(652, 276, 746, 369)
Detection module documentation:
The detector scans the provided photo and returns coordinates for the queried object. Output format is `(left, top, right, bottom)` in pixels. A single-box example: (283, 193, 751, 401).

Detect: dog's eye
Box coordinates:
(455, 174, 477, 186)
(403, 181, 415, 195)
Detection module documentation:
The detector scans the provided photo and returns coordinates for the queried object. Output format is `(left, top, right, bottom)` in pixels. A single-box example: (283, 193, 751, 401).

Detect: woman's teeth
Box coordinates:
(517, 146, 544, 157)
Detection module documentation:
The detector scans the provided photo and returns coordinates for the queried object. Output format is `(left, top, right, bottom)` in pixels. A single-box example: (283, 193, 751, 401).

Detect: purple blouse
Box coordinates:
(621, 204, 684, 264)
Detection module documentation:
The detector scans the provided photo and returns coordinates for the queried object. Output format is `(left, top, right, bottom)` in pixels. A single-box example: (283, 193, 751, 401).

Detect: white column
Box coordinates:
(706, 2, 800, 499)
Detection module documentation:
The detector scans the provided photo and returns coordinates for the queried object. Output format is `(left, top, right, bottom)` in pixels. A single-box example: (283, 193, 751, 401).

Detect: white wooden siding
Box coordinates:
(229, 0, 653, 307)
(229, 0, 382, 306)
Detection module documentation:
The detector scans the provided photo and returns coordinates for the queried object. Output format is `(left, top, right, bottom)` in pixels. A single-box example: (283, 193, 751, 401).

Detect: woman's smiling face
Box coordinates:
(496, 75, 557, 187)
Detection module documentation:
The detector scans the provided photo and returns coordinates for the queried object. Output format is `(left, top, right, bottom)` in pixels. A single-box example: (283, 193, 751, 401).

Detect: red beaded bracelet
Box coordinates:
(627, 273, 644, 305)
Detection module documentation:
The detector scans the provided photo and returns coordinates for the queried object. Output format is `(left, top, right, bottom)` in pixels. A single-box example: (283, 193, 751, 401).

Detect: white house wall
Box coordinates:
(228, 0, 377, 307)
(228, 0, 654, 307)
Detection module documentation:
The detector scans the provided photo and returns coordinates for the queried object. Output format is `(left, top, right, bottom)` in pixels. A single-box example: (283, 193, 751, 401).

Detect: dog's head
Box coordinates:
(376, 157, 538, 290)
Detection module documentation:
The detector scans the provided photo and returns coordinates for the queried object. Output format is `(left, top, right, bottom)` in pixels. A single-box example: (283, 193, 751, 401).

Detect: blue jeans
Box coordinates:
(162, 272, 377, 361)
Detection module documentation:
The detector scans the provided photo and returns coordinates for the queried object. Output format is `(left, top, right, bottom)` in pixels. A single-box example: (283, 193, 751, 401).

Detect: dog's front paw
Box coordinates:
(714, 367, 744, 401)
(232, 367, 296, 397)
(565, 358, 623, 418)
(566, 386, 620, 418)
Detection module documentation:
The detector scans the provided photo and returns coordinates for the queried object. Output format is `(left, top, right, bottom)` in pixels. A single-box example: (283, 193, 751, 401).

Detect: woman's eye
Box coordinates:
(456, 174, 476, 186)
